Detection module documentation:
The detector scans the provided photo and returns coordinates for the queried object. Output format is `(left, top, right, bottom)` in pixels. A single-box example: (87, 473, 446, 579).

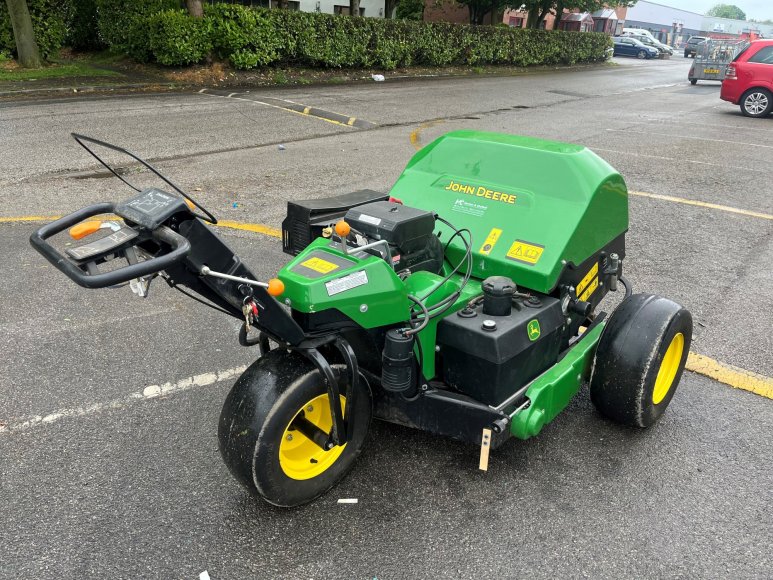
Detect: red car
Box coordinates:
(720, 39, 773, 117)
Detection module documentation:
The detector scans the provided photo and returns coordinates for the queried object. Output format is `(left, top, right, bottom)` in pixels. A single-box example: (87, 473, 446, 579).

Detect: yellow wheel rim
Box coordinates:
(652, 332, 684, 405)
(279, 393, 346, 480)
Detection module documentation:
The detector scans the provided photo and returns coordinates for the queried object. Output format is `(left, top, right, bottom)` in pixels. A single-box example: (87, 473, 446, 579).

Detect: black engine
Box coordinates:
(282, 193, 443, 276)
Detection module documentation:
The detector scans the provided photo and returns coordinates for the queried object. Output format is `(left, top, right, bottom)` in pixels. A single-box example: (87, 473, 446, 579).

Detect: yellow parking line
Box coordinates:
(0, 215, 63, 222)
(686, 352, 773, 400)
(213, 219, 281, 238)
(630, 191, 772, 221)
(0, 215, 283, 238)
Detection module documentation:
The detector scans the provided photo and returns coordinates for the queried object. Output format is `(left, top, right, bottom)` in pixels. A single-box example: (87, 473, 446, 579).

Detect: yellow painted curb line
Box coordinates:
(1, 215, 282, 238)
(214, 219, 281, 238)
(0, 215, 63, 223)
(630, 191, 773, 221)
(686, 352, 773, 400)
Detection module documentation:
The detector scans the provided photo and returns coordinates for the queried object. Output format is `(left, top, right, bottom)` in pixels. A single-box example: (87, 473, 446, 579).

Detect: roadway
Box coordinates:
(1, 54, 771, 578)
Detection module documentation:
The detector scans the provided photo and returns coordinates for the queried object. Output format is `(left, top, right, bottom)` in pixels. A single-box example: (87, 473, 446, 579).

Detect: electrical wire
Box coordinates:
(619, 275, 633, 299)
(405, 294, 430, 335)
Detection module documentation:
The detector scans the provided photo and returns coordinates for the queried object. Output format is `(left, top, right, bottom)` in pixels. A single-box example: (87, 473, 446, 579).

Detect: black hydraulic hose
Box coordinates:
(619, 275, 633, 299)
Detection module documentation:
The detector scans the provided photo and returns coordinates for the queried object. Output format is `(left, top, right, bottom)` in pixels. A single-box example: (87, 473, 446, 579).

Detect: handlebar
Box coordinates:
(30, 203, 191, 289)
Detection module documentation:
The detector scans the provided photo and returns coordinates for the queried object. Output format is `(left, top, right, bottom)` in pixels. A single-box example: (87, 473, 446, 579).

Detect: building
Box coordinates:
(209, 0, 386, 17)
(625, 1, 773, 43)
(558, 12, 594, 32)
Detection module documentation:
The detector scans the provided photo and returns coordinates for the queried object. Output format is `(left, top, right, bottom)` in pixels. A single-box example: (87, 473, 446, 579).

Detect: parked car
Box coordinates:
(613, 37, 660, 60)
(720, 39, 773, 117)
(623, 28, 657, 42)
(684, 36, 707, 58)
(622, 31, 675, 56)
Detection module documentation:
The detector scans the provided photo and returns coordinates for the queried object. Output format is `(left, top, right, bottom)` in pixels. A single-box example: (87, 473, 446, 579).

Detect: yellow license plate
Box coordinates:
(704, 68, 721, 74)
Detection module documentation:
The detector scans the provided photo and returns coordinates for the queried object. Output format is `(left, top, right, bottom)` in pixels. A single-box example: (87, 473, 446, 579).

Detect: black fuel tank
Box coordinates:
(437, 295, 565, 406)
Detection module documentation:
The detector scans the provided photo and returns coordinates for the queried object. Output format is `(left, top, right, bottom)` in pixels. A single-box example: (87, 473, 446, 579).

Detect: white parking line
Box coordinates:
(0, 365, 247, 434)
(606, 128, 773, 149)
(591, 147, 769, 174)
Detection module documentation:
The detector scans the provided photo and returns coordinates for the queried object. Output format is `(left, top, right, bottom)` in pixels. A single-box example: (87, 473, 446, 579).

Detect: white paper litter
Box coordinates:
(337, 498, 358, 504)
(200, 572, 211, 580)
(371, 74, 385, 82)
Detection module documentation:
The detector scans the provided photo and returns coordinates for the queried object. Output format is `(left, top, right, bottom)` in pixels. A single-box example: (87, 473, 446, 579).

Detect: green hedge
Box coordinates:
(1, 0, 611, 69)
(106, 4, 610, 70)
(96, 0, 179, 61)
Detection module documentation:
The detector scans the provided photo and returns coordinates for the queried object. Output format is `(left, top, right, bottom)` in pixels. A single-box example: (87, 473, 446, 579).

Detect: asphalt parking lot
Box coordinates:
(1, 55, 771, 578)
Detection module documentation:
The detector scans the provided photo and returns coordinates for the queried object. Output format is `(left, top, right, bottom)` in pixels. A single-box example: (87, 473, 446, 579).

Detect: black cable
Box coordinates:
(417, 217, 472, 312)
(405, 294, 430, 336)
(162, 275, 234, 317)
(619, 275, 633, 299)
(421, 216, 473, 320)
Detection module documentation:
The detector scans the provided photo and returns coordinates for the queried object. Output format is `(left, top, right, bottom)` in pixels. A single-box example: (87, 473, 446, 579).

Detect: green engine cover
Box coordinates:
(389, 130, 629, 293)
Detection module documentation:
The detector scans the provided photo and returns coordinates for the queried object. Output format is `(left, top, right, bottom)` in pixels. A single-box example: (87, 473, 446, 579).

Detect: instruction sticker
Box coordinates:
(506, 240, 544, 266)
(300, 257, 339, 274)
(326, 270, 368, 296)
(576, 262, 599, 301)
(479, 228, 502, 256)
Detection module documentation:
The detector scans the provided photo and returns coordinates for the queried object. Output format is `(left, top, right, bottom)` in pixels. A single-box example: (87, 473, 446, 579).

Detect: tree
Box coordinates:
(185, 0, 204, 18)
(350, 0, 360, 16)
(5, 0, 41, 68)
(456, 0, 510, 25)
(519, 0, 636, 30)
(706, 4, 746, 20)
(395, 0, 424, 20)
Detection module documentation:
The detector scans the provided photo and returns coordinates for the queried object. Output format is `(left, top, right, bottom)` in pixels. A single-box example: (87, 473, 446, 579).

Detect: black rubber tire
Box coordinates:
(637, 50, 647, 59)
(739, 88, 773, 118)
(218, 349, 372, 507)
(590, 294, 692, 428)
(690, 79, 697, 85)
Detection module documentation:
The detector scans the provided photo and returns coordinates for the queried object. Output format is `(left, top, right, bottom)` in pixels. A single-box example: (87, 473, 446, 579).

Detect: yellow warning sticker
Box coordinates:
(576, 262, 599, 298)
(506, 240, 544, 266)
(479, 228, 502, 256)
(300, 257, 339, 274)
(578, 276, 599, 302)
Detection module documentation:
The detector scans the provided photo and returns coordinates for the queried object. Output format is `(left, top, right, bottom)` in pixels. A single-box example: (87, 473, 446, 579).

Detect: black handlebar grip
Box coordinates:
(30, 205, 191, 289)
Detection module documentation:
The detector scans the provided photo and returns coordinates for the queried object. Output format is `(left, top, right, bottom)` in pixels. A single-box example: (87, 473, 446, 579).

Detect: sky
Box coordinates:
(655, 0, 773, 21)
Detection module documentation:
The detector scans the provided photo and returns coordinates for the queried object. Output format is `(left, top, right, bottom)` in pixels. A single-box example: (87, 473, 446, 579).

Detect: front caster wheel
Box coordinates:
(218, 350, 372, 507)
(590, 294, 692, 428)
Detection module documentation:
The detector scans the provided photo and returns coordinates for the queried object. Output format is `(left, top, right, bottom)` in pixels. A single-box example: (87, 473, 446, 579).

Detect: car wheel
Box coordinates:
(690, 79, 697, 85)
(637, 50, 647, 59)
(740, 89, 772, 118)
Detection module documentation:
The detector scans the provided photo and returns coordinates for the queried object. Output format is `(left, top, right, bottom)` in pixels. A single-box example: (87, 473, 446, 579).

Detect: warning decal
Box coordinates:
(300, 257, 339, 274)
(506, 240, 544, 266)
(576, 262, 599, 300)
(479, 228, 503, 256)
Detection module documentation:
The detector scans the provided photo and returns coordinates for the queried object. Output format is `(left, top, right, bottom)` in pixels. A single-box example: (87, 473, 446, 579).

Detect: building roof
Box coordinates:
(564, 12, 593, 22)
(592, 9, 618, 20)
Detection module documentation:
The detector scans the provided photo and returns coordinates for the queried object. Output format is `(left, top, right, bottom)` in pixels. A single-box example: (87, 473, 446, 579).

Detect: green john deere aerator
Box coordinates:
(31, 131, 692, 507)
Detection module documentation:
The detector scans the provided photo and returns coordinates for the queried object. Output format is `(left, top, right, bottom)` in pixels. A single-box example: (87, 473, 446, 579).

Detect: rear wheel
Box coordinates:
(219, 350, 372, 507)
(590, 294, 692, 427)
(690, 79, 697, 85)
(637, 50, 647, 59)
(740, 88, 772, 118)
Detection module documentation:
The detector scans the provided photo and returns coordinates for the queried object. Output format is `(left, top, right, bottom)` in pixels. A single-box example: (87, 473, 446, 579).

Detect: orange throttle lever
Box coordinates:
(69, 220, 103, 240)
